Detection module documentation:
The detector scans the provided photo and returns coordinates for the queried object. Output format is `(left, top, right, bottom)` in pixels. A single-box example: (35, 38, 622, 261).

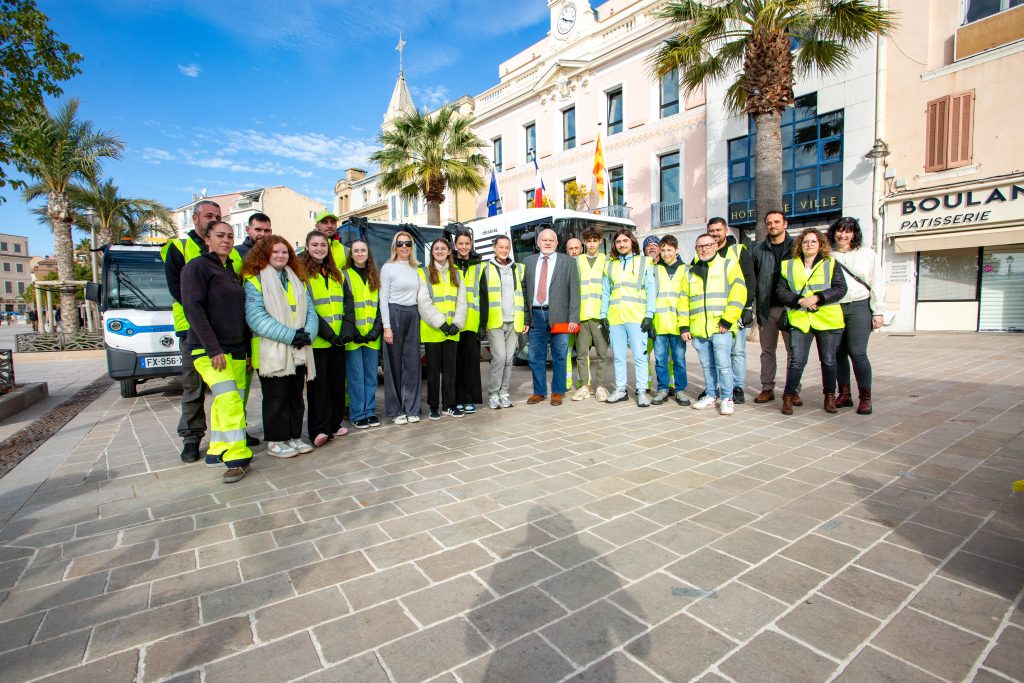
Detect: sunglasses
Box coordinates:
(395, 240, 412, 248)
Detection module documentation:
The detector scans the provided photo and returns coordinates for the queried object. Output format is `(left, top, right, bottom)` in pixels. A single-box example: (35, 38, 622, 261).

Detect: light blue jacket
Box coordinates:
(244, 273, 319, 344)
(600, 253, 657, 320)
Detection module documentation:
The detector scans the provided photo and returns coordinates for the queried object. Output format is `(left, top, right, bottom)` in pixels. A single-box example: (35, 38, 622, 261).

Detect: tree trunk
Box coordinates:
(49, 192, 81, 335)
(752, 110, 783, 244)
(426, 201, 441, 226)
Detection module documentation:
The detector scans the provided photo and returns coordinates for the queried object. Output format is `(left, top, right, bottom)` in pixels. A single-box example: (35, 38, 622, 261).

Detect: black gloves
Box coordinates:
(599, 318, 611, 344)
(641, 317, 655, 339)
(364, 329, 381, 342)
(440, 322, 459, 336)
(741, 308, 754, 326)
(291, 330, 312, 348)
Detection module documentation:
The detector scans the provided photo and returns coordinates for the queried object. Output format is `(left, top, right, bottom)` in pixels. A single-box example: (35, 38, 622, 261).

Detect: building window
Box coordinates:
(0, 242, 7, 251)
(607, 89, 623, 135)
(524, 123, 536, 162)
(18, 282, 25, 294)
(964, 0, 1022, 23)
(2, 263, 8, 272)
(413, 196, 419, 214)
(16, 263, 23, 273)
(390, 196, 397, 220)
(493, 137, 503, 172)
(562, 178, 576, 209)
(918, 248, 979, 301)
(402, 196, 409, 217)
(524, 189, 535, 208)
(660, 69, 680, 118)
(926, 91, 974, 172)
(659, 152, 680, 203)
(13, 244, 21, 253)
(3, 281, 11, 294)
(563, 108, 576, 150)
(726, 92, 844, 227)
(609, 166, 624, 206)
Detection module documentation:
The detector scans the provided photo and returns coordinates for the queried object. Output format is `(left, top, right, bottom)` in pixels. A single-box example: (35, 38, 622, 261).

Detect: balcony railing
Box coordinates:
(590, 204, 632, 219)
(650, 201, 682, 228)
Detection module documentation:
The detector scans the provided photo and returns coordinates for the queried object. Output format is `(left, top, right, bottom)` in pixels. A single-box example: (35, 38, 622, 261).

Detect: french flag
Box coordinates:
(533, 157, 546, 208)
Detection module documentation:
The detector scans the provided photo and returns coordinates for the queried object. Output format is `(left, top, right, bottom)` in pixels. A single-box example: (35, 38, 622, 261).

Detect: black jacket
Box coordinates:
(235, 235, 257, 260)
(774, 254, 848, 310)
(181, 251, 247, 357)
(751, 234, 795, 325)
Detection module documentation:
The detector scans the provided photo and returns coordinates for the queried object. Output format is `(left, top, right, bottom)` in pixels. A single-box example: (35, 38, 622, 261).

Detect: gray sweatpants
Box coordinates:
(177, 344, 207, 443)
(576, 319, 610, 389)
(383, 304, 422, 418)
(486, 323, 519, 396)
(758, 306, 797, 392)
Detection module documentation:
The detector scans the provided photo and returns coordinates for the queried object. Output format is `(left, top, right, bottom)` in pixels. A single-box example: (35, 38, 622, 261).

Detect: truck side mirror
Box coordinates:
(85, 282, 101, 304)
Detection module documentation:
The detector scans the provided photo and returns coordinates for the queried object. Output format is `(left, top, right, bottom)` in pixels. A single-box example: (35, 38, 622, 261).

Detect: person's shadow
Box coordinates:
(461, 505, 649, 681)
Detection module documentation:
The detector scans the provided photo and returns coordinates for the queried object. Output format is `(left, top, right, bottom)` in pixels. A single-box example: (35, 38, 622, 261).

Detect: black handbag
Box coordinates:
(777, 309, 792, 332)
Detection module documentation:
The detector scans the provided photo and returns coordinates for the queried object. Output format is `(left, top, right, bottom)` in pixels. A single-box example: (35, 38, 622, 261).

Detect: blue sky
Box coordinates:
(1, 0, 552, 254)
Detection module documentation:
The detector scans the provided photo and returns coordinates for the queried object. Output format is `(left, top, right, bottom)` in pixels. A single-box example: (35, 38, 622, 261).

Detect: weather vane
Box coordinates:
(396, 33, 406, 72)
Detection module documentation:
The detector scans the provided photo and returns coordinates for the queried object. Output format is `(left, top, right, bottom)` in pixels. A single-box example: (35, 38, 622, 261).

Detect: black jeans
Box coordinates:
(837, 299, 873, 389)
(307, 345, 346, 437)
(260, 366, 307, 442)
(454, 330, 483, 406)
(785, 329, 841, 395)
(424, 339, 457, 410)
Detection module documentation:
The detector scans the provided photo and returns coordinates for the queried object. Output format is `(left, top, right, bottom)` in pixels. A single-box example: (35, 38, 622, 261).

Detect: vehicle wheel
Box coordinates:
(120, 379, 138, 398)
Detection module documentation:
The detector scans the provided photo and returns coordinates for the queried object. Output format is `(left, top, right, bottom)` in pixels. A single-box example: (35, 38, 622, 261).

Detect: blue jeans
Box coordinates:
(346, 345, 378, 422)
(609, 322, 649, 391)
(528, 307, 569, 396)
(691, 332, 734, 398)
(654, 334, 687, 392)
(732, 324, 747, 392)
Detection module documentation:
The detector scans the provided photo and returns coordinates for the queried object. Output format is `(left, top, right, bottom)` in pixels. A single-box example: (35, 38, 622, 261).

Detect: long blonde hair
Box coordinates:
(388, 231, 420, 267)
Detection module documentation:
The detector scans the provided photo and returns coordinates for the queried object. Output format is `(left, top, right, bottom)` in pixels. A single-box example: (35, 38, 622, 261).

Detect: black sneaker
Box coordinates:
(443, 405, 464, 418)
(353, 419, 370, 429)
(180, 442, 201, 463)
(696, 390, 707, 401)
(733, 388, 746, 405)
(367, 415, 381, 427)
(428, 408, 441, 421)
(246, 432, 261, 447)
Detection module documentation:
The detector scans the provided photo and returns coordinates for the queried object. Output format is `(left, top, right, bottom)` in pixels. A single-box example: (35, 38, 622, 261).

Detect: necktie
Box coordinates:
(537, 256, 549, 304)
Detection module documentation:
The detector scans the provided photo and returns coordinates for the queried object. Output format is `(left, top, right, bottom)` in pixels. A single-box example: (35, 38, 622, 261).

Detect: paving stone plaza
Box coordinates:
(0, 331, 1021, 682)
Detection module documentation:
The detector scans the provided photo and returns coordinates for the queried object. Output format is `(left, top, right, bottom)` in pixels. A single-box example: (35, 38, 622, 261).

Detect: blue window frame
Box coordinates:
(727, 93, 844, 227)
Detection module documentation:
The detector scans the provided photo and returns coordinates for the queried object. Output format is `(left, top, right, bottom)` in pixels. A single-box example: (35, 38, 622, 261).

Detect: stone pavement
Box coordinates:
(0, 332, 1021, 682)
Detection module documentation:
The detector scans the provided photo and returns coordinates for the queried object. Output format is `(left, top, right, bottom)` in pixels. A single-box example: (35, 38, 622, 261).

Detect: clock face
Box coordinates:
(557, 4, 576, 35)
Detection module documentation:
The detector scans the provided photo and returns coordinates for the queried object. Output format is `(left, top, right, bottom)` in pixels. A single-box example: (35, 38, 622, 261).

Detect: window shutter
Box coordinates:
(925, 96, 949, 172)
(947, 90, 975, 168)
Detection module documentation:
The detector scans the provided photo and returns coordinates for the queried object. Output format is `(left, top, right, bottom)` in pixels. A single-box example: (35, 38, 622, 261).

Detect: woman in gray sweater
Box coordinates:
(380, 231, 423, 424)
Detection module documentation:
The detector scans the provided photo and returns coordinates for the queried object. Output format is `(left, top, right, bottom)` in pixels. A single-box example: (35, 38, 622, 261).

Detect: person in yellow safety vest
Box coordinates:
(161, 200, 251, 464)
(650, 235, 691, 407)
(417, 238, 468, 420)
(706, 217, 756, 405)
(341, 239, 384, 429)
(297, 231, 351, 448)
(775, 228, 848, 416)
(452, 231, 486, 414)
(563, 237, 584, 394)
(179, 221, 251, 483)
(572, 227, 610, 402)
(242, 236, 320, 458)
(313, 210, 348, 271)
(483, 235, 525, 410)
(642, 235, 662, 391)
(601, 228, 657, 407)
(683, 235, 747, 416)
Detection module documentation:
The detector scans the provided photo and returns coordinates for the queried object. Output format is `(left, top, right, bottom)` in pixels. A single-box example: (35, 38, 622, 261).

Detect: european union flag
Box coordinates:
(486, 169, 502, 217)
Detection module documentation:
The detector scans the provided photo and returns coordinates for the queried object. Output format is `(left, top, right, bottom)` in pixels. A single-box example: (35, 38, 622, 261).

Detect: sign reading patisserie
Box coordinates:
(896, 184, 1024, 231)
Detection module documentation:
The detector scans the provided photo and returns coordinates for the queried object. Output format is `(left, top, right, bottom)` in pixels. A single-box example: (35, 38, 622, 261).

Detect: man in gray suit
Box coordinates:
(523, 227, 581, 406)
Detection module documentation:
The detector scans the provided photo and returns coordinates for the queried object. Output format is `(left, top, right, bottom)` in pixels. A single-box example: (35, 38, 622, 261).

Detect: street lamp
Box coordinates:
(864, 138, 890, 160)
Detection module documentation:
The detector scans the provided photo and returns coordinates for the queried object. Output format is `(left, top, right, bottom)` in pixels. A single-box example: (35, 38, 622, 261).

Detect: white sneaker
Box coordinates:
(488, 394, 501, 410)
(266, 441, 299, 458)
(719, 398, 735, 415)
(606, 388, 628, 403)
(499, 393, 513, 408)
(692, 395, 717, 410)
(393, 414, 408, 425)
(407, 414, 421, 423)
(572, 385, 590, 401)
(594, 386, 609, 402)
(288, 438, 314, 454)
(637, 391, 651, 407)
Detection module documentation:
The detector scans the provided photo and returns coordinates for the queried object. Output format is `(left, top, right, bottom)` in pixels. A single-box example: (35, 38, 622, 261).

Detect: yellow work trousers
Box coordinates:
(192, 351, 252, 467)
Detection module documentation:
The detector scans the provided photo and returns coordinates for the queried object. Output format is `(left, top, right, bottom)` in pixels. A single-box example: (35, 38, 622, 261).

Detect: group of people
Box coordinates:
(163, 199, 884, 485)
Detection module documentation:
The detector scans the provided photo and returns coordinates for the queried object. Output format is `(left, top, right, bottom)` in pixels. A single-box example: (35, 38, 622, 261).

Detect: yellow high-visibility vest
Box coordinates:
(577, 253, 608, 322)
(780, 257, 845, 332)
(418, 267, 460, 342)
(606, 256, 648, 325)
(686, 255, 746, 338)
(161, 237, 242, 333)
(653, 263, 690, 335)
(484, 262, 525, 333)
(307, 272, 344, 349)
(344, 268, 381, 351)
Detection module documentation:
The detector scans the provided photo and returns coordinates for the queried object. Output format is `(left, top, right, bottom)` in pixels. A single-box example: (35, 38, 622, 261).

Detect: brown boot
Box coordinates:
(836, 383, 853, 408)
(824, 392, 837, 413)
(857, 388, 872, 415)
(792, 393, 803, 406)
(754, 389, 775, 403)
(781, 394, 795, 415)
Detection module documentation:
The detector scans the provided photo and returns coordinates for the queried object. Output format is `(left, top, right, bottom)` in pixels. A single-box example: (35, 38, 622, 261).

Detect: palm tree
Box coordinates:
(19, 98, 124, 334)
(69, 177, 174, 246)
(650, 0, 895, 241)
(370, 104, 488, 226)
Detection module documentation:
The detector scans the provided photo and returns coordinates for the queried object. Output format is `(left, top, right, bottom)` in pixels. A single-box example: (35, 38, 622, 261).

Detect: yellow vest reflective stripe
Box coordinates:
(344, 269, 381, 351)
(577, 253, 608, 321)
(653, 264, 690, 335)
(307, 273, 344, 349)
(780, 257, 845, 333)
(244, 274, 298, 367)
(607, 256, 647, 325)
(161, 237, 242, 333)
(686, 256, 747, 338)
(418, 267, 460, 342)
(484, 262, 525, 333)
(462, 263, 483, 333)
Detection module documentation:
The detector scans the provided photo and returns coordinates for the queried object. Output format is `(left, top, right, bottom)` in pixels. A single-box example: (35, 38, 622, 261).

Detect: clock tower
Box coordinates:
(548, 0, 594, 40)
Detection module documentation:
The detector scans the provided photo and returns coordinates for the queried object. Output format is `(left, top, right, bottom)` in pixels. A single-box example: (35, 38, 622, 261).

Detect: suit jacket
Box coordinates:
(523, 252, 580, 327)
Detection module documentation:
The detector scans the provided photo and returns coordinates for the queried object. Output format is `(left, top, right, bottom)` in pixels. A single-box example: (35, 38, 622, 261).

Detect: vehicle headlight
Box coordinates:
(108, 320, 123, 332)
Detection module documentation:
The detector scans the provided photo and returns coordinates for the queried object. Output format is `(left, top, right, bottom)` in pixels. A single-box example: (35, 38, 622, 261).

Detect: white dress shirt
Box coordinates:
(532, 253, 556, 307)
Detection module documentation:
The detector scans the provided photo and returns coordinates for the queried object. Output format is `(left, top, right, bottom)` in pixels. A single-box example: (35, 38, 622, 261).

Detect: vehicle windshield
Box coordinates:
(510, 217, 624, 256)
(104, 250, 175, 310)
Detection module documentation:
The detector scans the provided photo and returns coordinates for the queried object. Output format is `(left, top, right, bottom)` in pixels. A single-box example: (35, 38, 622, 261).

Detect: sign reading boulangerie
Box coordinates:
(895, 183, 1024, 231)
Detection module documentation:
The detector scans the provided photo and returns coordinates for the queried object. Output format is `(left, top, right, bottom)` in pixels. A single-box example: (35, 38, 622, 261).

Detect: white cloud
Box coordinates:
(410, 84, 450, 110)
(177, 63, 201, 78)
(141, 147, 175, 162)
(220, 130, 379, 171)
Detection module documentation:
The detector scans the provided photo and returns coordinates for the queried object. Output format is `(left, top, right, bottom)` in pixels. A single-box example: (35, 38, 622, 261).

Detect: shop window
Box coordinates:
(917, 248, 979, 301)
(493, 137, 503, 172)
(607, 89, 623, 135)
(926, 91, 974, 172)
(660, 69, 680, 118)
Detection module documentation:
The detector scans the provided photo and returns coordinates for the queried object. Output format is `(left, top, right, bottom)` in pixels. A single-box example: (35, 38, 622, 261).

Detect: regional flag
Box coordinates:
(533, 158, 546, 208)
(486, 167, 502, 216)
(593, 133, 606, 202)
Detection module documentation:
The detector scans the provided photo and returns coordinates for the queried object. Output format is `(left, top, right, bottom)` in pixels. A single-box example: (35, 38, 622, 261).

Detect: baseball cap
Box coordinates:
(315, 210, 339, 223)
(643, 235, 661, 249)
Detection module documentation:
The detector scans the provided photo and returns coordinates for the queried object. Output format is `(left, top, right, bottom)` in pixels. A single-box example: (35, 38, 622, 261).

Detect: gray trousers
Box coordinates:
(383, 304, 422, 418)
(486, 323, 519, 396)
(758, 306, 797, 392)
(576, 319, 610, 389)
(177, 345, 207, 443)
(837, 298, 873, 388)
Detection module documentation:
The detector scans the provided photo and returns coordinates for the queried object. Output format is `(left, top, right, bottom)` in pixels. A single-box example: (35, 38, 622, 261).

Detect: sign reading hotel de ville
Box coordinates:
(894, 183, 1024, 231)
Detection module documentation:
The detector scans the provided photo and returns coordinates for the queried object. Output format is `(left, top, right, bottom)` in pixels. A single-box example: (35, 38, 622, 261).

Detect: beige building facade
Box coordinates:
(881, 0, 1024, 331)
(0, 233, 31, 313)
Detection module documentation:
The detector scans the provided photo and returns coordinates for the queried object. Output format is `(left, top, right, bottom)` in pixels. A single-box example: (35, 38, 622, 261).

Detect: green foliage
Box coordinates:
(0, 0, 82, 201)
(564, 181, 589, 211)
(69, 177, 174, 245)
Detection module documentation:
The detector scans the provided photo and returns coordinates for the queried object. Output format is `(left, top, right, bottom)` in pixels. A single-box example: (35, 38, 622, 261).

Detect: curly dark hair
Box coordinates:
(242, 235, 307, 281)
(827, 216, 863, 250)
(297, 230, 343, 283)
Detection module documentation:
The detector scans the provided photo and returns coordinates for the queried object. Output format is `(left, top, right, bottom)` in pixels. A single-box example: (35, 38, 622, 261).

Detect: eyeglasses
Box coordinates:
(695, 243, 717, 250)
(395, 240, 412, 248)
